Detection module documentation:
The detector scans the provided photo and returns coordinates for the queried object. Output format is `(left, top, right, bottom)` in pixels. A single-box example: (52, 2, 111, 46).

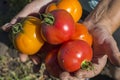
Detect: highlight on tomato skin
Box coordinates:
(41, 9, 75, 45)
(11, 16, 44, 55)
(71, 23, 93, 46)
(46, 0, 83, 22)
(57, 40, 93, 72)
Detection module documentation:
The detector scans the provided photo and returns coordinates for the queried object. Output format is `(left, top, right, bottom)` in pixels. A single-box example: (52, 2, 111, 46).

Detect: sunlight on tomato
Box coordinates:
(41, 9, 75, 44)
(58, 40, 93, 72)
(11, 16, 44, 55)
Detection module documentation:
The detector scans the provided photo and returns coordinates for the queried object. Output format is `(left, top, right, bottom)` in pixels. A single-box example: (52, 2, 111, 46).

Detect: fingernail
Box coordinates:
(29, 55, 41, 65)
(19, 53, 28, 62)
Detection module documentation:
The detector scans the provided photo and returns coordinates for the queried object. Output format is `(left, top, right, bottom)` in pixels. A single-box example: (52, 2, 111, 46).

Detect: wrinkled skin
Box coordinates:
(59, 24, 117, 80)
(1, 0, 120, 79)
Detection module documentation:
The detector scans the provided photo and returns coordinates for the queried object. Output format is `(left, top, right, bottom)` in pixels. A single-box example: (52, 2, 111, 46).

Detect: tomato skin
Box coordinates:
(41, 9, 75, 44)
(46, 0, 82, 22)
(45, 48, 63, 77)
(58, 40, 93, 72)
(71, 23, 93, 46)
(13, 16, 44, 55)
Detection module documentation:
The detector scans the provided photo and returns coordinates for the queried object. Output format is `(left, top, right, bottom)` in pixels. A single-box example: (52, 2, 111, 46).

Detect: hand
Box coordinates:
(59, 23, 108, 80)
(59, 20, 120, 80)
(59, 0, 120, 79)
(1, 0, 120, 80)
(1, 0, 58, 63)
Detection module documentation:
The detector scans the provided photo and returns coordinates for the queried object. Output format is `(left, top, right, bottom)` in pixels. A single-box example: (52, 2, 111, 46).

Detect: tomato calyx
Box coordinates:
(40, 13, 54, 25)
(81, 60, 94, 71)
(9, 23, 23, 48)
(12, 23, 23, 35)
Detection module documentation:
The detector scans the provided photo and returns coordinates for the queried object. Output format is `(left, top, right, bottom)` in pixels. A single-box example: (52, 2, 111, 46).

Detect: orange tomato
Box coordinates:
(46, 0, 82, 22)
(11, 16, 44, 55)
(71, 23, 93, 46)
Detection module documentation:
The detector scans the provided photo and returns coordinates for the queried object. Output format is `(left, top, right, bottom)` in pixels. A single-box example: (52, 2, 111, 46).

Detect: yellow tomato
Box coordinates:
(46, 0, 83, 22)
(11, 16, 44, 55)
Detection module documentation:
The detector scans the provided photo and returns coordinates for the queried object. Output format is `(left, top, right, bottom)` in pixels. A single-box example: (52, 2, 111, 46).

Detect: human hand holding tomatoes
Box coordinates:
(59, 24, 108, 80)
(10, 16, 44, 55)
(1, 0, 118, 80)
(1, 0, 58, 62)
(58, 40, 93, 72)
(44, 40, 93, 80)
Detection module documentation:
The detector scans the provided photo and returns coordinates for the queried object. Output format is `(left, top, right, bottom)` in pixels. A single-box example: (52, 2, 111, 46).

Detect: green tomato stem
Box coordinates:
(12, 23, 23, 35)
(81, 60, 94, 71)
(9, 23, 23, 49)
(40, 13, 54, 25)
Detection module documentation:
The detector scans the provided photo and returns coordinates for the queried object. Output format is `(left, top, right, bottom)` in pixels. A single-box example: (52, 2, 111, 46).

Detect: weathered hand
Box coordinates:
(59, 0, 120, 77)
(1, 0, 57, 63)
(59, 24, 108, 80)
(59, 21, 120, 79)
(1, 0, 120, 80)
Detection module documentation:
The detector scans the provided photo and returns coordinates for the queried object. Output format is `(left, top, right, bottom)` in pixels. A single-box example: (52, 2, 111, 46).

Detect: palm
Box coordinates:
(60, 25, 120, 79)
(91, 25, 120, 66)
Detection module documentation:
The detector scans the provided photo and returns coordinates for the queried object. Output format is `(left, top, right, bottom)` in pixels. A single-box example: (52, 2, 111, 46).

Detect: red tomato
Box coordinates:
(58, 40, 93, 72)
(45, 48, 63, 77)
(41, 9, 75, 44)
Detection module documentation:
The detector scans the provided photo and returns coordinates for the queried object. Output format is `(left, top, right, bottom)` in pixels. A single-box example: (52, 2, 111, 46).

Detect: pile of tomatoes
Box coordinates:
(10, 0, 93, 78)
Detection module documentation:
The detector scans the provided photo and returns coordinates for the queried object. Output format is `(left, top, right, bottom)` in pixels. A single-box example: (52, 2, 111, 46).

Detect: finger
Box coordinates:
(10, 1, 40, 24)
(59, 72, 79, 80)
(74, 55, 108, 79)
(60, 72, 87, 80)
(19, 53, 28, 62)
(10, 0, 55, 24)
(29, 54, 41, 65)
(10, 16, 19, 25)
(1, 23, 12, 31)
(103, 35, 120, 66)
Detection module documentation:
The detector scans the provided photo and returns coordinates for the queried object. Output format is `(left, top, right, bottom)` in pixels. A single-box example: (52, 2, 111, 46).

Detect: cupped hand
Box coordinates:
(1, 0, 120, 80)
(59, 21, 120, 79)
(1, 0, 58, 63)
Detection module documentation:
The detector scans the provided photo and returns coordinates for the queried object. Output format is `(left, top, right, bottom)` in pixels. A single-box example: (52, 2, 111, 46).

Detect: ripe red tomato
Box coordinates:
(41, 9, 75, 44)
(58, 40, 93, 72)
(45, 48, 63, 77)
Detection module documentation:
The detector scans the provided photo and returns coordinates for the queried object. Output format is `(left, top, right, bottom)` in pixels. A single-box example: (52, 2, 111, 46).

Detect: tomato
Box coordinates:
(46, 0, 82, 22)
(41, 9, 75, 44)
(58, 40, 93, 72)
(45, 48, 63, 77)
(71, 23, 93, 46)
(11, 16, 44, 55)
